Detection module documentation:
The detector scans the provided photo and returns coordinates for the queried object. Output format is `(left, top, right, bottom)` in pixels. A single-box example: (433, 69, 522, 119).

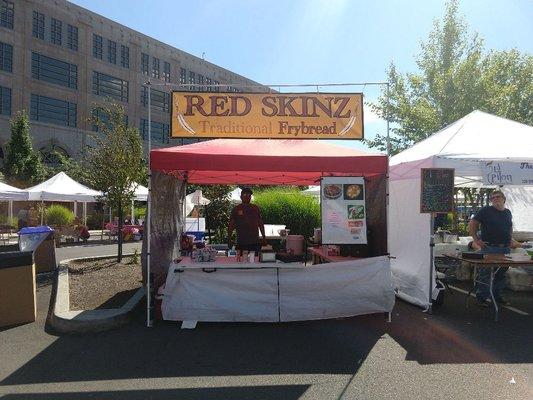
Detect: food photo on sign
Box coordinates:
(321, 177, 367, 244)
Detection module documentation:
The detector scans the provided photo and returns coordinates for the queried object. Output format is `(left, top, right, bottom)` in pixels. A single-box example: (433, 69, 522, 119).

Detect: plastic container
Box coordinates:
(286, 235, 304, 255)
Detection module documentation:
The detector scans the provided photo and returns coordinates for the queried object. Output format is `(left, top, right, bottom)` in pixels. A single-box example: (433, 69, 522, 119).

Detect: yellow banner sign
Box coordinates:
(171, 92, 364, 139)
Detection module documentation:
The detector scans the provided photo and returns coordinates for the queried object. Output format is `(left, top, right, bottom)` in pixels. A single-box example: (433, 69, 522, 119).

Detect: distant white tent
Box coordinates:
(26, 172, 102, 202)
(302, 185, 320, 197)
(228, 187, 254, 203)
(131, 183, 148, 201)
(25, 172, 102, 224)
(185, 190, 210, 217)
(0, 181, 29, 223)
(0, 181, 28, 201)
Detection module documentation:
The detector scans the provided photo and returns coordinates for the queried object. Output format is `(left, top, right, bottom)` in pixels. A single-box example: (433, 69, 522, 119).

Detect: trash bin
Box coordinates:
(0, 251, 36, 328)
(19, 226, 57, 273)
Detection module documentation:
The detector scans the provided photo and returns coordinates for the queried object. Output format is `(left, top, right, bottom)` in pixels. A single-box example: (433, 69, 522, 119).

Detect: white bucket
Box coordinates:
(286, 235, 304, 255)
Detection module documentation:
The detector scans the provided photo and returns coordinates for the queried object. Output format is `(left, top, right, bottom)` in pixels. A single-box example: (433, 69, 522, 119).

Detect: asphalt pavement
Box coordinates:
(0, 243, 532, 399)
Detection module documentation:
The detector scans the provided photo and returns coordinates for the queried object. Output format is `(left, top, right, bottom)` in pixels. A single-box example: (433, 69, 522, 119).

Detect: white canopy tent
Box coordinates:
(389, 110, 533, 308)
(228, 187, 254, 203)
(0, 182, 29, 223)
(25, 172, 102, 224)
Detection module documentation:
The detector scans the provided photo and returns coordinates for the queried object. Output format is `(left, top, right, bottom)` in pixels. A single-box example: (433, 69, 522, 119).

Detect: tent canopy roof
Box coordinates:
(26, 172, 102, 202)
(391, 110, 533, 165)
(390, 111, 533, 181)
(151, 139, 387, 185)
(0, 181, 28, 201)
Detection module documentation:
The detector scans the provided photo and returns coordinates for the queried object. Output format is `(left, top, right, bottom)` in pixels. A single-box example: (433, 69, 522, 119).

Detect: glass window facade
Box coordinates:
(50, 18, 62, 45)
(92, 71, 129, 102)
(152, 57, 160, 79)
(32, 11, 45, 39)
(107, 39, 116, 64)
(92, 106, 128, 131)
(141, 86, 170, 113)
(188, 71, 195, 87)
(0, 85, 11, 115)
(141, 53, 149, 75)
(206, 77, 212, 92)
(180, 68, 187, 85)
(140, 118, 169, 144)
(67, 24, 78, 51)
(0, 0, 14, 29)
(0, 42, 13, 72)
(163, 61, 170, 82)
(93, 34, 103, 59)
(30, 94, 77, 127)
(198, 74, 204, 91)
(32, 52, 77, 89)
(120, 45, 129, 68)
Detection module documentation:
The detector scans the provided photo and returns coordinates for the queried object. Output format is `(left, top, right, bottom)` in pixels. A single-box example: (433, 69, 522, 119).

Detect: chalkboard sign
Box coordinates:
(420, 168, 455, 213)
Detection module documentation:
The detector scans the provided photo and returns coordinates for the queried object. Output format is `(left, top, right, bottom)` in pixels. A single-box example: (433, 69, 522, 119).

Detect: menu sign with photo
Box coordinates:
(420, 168, 455, 213)
(321, 177, 367, 244)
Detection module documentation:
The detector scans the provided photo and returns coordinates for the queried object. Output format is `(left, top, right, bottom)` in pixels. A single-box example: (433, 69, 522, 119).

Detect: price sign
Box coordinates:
(420, 168, 455, 213)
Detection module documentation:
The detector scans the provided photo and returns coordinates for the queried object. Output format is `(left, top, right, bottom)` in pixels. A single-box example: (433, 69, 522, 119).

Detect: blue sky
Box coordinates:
(70, 0, 532, 152)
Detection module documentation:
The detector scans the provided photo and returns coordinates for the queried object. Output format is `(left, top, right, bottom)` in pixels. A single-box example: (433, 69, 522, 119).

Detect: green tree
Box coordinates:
(86, 103, 146, 262)
(3, 111, 46, 187)
(367, 0, 533, 155)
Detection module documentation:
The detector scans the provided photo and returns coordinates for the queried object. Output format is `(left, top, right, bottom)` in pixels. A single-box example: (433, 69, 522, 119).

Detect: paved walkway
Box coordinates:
(0, 244, 531, 399)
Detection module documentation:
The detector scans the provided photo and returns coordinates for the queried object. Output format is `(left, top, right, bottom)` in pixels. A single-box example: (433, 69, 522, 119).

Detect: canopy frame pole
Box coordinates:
(8, 200, 13, 224)
(40, 200, 44, 225)
(146, 80, 153, 328)
(83, 202, 87, 225)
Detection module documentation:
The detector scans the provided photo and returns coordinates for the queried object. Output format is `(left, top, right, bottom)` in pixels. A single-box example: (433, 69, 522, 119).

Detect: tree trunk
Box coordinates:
(117, 200, 123, 263)
(142, 171, 185, 288)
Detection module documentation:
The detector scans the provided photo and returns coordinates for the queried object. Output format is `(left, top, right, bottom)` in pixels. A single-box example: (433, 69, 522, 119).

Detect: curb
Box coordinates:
(49, 253, 145, 334)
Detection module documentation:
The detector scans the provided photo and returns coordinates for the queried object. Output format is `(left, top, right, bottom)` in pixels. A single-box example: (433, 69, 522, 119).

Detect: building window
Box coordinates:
(30, 94, 77, 127)
(0, 0, 14, 29)
(0, 42, 13, 72)
(40, 145, 69, 168)
(163, 61, 170, 83)
(141, 53, 149, 75)
(152, 57, 160, 79)
(179, 68, 187, 85)
(93, 34, 103, 59)
(92, 71, 129, 102)
(0, 85, 11, 115)
(120, 45, 129, 68)
(107, 40, 116, 64)
(206, 77, 212, 92)
(188, 71, 196, 88)
(140, 118, 169, 144)
(67, 24, 78, 51)
(197, 74, 204, 91)
(141, 86, 170, 113)
(32, 11, 45, 39)
(92, 106, 128, 132)
(213, 80, 220, 92)
(50, 18, 62, 46)
(32, 52, 77, 89)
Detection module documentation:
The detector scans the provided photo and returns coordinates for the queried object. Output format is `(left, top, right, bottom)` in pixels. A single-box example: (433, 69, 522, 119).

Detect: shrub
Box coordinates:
(86, 211, 105, 230)
(254, 187, 320, 238)
(45, 205, 74, 227)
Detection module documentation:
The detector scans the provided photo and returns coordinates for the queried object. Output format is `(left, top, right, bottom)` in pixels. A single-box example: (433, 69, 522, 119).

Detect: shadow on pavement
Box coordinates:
(1, 280, 531, 388)
(1, 305, 387, 385)
(0, 385, 309, 400)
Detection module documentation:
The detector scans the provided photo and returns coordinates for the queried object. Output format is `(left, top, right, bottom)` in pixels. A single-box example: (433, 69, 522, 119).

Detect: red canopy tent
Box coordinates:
(150, 139, 388, 184)
(145, 139, 390, 325)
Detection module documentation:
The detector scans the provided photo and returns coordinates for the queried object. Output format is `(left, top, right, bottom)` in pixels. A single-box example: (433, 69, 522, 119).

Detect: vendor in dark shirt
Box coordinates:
(468, 190, 523, 307)
(228, 187, 267, 255)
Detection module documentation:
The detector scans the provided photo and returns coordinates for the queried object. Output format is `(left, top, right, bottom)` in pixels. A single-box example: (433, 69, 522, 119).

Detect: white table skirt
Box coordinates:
(162, 256, 395, 323)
